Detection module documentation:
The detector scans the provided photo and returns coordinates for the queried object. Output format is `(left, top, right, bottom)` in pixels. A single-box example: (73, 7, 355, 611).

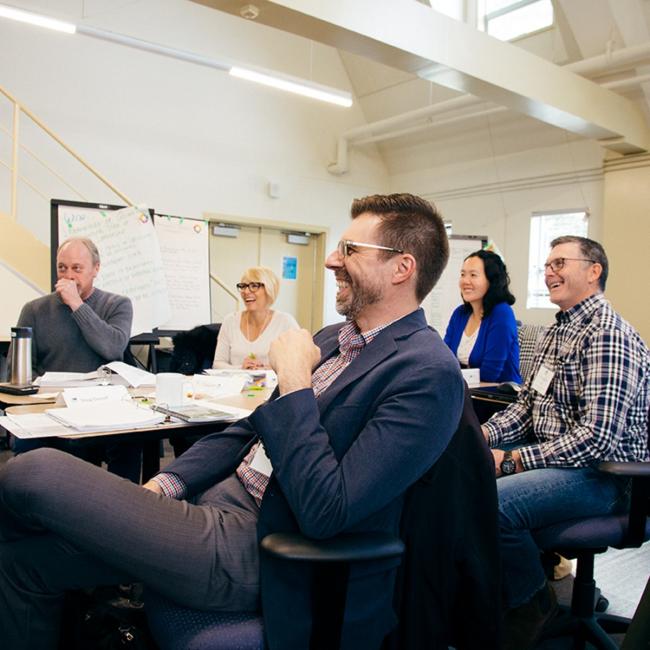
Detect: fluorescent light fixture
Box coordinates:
(0, 4, 76, 33)
(230, 67, 352, 107)
(0, 3, 352, 108)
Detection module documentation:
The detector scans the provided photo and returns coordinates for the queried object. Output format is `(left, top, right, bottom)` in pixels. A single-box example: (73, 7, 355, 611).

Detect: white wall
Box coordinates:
(388, 128, 605, 328)
(0, 0, 388, 330)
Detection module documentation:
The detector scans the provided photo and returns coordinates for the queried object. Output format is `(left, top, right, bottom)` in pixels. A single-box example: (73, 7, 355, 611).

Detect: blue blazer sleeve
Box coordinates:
(469, 302, 522, 383)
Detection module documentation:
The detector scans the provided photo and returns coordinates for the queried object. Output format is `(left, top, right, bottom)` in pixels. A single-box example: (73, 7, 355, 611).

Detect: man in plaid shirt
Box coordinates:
(483, 236, 649, 650)
(0, 194, 465, 650)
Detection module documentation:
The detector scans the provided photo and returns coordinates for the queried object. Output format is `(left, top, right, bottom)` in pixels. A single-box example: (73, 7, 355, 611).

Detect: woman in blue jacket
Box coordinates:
(444, 250, 522, 383)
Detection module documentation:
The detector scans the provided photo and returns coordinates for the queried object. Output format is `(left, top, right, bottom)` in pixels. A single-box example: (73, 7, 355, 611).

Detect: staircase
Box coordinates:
(0, 84, 133, 335)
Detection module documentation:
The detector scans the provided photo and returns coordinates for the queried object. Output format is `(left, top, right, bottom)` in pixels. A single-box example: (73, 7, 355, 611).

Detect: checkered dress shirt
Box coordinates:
(485, 294, 650, 470)
(154, 319, 393, 500)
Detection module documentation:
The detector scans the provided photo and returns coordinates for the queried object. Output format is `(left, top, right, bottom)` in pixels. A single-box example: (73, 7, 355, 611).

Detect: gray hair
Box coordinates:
(57, 237, 101, 266)
(550, 235, 608, 291)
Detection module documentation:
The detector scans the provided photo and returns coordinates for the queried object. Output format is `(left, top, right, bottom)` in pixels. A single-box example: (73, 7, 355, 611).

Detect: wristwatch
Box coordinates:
(500, 451, 517, 476)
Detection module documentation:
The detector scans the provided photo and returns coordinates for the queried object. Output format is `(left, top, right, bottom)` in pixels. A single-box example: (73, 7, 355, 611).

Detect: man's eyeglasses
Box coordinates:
(544, 257, 596, 273)
(337, 239, 404, 258)
(236, 282, 264, 292)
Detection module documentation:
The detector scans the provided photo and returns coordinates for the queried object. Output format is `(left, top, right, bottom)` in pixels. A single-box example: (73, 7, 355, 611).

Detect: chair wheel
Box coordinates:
(595, 596, 609, 613)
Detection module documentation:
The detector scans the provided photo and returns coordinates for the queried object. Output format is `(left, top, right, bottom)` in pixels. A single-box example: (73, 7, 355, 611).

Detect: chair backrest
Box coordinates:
(517, 323, 547, 382)
(170, 323, 221, 374)
(146, 388, 502, 650)
(385, 387, 502, 650)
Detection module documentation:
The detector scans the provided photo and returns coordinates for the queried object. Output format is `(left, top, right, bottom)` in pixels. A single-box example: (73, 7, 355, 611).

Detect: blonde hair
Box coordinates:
(241, 266, 280, 304)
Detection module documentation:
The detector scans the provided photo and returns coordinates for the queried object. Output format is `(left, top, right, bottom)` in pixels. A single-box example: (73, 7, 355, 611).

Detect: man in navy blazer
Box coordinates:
(0, 194, 465, 650)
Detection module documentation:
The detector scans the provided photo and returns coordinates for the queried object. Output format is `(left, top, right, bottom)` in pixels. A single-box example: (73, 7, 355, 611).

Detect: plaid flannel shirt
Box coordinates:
(485, 294, 650, 470)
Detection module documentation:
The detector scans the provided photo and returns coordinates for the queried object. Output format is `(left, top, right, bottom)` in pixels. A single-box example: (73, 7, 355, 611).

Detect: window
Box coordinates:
(427, 0, 464, 21)
(481, 0, 553, 41)
(527, 210, 589, 309)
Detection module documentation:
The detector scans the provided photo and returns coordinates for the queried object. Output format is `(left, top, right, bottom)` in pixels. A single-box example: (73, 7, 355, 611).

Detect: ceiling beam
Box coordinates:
(191, 0, 650, 154)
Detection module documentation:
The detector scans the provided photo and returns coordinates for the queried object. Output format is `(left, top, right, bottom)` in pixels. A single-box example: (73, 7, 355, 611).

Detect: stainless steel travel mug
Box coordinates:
(10, 326, 33, 385)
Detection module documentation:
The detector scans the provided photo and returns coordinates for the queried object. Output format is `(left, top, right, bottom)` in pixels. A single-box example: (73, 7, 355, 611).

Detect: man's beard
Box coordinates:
(336, 272, 383, 320)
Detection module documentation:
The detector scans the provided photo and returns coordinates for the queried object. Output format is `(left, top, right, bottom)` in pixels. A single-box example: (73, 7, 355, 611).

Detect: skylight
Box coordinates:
(483, 0, 553, 41)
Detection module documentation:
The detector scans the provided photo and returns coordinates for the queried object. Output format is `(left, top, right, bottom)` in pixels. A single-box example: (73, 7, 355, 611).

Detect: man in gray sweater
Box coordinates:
(9, 237, 140, 481)
(14, 238, 132, 374)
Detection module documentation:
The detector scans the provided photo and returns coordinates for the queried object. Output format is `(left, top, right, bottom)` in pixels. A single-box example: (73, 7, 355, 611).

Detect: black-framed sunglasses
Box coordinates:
(337, 239, 404, 257)
(544, 257, 596, 273)
(236, 282, 264, 292)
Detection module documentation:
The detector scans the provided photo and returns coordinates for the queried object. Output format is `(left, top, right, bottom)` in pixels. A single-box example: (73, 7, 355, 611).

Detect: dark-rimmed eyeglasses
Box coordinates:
(337, 239, 404, 258)
(543, 258, 596, 273)
(236, 282, 264, 292)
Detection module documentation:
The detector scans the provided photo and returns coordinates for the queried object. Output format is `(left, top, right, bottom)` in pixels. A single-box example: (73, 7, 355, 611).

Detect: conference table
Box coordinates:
(3, 380, 516, 481)
(468, 384, 518, 423)
(3, 386, 270, 482)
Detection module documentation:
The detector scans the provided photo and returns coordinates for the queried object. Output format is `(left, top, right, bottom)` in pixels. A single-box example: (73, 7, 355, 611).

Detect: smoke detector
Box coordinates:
(240, 4, 260, 20)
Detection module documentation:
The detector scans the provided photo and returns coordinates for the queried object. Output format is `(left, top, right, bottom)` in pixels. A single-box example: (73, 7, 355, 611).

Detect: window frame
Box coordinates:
(526, 208, 590, 310)
(483, 0, 554, 41)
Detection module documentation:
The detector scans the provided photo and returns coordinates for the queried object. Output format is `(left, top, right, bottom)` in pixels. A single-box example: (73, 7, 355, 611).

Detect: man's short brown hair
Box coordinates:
(351, 193, 448, 301)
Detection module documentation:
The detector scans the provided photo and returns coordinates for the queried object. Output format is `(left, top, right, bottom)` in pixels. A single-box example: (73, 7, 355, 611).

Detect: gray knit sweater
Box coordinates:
(10, 288, 133, 376)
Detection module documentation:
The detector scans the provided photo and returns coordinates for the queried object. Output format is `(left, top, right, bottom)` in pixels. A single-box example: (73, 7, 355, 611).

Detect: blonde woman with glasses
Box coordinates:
(212, 266, 299, 369)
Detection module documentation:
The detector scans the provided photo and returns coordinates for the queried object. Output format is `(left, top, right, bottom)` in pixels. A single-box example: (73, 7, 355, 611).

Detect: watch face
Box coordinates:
(501, 458, 516, 475)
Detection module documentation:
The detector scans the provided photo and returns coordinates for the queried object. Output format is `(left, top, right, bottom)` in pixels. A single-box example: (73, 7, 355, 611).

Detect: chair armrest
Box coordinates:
(599, 461, 649, 548)
(260, 531, 404, 563)
(598, 461, 650, 477)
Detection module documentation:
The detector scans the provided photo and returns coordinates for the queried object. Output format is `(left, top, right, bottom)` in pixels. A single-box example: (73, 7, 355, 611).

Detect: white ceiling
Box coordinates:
(190, 0, 650, 174)
(336, 0, 650, 162)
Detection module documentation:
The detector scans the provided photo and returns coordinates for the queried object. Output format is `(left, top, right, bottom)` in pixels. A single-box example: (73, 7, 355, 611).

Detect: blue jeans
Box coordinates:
(498, 466, 629, 608)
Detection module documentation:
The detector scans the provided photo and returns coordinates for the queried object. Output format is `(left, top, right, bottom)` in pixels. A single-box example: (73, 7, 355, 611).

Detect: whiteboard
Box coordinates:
(154, 214, 210, 331)
(423, 235, 487, 336)
(51, 200, 210, 335)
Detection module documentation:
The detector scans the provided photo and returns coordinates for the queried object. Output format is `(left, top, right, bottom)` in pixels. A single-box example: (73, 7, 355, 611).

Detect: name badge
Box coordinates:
(250, 443, 273, 477)
(532, 365, 554, 395)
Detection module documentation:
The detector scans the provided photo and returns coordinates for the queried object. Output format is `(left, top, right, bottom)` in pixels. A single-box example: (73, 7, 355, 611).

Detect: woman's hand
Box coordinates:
(242, 356, 264, 370)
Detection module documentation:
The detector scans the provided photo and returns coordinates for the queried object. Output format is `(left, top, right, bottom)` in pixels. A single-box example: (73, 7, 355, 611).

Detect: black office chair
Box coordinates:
(145, 532, 404, 650)
(145, 387, 501, 650)
(170, 323, 221, 375)
(534, 413, 650, 650)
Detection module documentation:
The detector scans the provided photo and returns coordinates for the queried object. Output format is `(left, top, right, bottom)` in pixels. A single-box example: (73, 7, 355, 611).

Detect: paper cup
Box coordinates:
(155, 373, 185, 406)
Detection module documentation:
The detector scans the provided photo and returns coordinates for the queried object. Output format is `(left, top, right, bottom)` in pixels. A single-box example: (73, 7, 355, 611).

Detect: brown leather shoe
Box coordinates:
(502, 583, 559, 650)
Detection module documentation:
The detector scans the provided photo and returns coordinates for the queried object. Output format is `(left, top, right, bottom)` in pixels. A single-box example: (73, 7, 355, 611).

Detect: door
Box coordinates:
(209, 221, 325, 333)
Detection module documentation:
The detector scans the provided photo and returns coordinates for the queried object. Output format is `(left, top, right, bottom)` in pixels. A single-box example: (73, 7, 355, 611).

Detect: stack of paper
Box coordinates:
(62, 385, 130, 407)
(45, 402, 164, 432)
(190, 373, 247, 399)
(36, 371, 102, 388)
(35, 363, 155, 389)
(104, 361, 155, 387)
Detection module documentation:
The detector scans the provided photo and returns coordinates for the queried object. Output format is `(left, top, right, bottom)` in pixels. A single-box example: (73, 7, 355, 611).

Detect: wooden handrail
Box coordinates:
(0, 84, 134, 216)
(210, 272, 240, 308)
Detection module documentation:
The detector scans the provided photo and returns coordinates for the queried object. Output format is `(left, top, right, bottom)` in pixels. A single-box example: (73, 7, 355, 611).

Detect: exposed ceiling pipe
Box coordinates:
(353, 74, 650, 149)
(601, 73, 650, 91)
(353, 106, 507, 146)
(327, 42, 650, 175)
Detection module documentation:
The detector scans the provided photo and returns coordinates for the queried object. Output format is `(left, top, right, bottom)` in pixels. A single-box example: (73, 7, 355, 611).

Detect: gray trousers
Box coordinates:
(0, 448, 260, 650)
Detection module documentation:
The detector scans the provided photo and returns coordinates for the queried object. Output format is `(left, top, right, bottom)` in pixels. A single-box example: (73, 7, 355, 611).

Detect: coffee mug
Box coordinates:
(155, 373, 185, 406)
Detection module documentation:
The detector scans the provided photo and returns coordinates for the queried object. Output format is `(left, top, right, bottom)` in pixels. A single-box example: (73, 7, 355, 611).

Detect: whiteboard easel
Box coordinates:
(51, 199, 211, 336)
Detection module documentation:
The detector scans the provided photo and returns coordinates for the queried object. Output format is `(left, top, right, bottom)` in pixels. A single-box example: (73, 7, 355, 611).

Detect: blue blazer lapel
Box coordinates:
(315, 309, 428, 413)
